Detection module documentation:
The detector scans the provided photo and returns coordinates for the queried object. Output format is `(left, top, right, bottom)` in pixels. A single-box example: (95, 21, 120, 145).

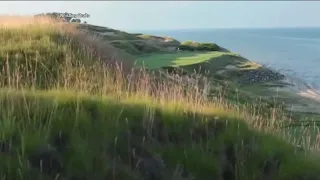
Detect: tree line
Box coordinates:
(35, 12, 87, 24)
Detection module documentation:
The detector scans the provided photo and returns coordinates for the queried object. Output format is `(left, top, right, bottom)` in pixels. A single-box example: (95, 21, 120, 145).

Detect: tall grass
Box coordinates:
(1, 16, 319, 151)
(0, 16, 319, 179)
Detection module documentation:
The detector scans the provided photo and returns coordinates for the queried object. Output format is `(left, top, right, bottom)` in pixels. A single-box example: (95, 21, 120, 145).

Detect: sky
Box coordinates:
(1, 1, 320, 31)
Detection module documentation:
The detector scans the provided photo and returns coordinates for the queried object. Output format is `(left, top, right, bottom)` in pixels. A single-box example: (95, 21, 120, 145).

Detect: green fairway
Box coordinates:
(135, 51, 235, 69)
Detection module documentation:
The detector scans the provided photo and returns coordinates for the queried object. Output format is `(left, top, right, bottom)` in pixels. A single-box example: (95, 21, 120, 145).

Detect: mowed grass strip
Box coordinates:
(135, 51, 235, 69)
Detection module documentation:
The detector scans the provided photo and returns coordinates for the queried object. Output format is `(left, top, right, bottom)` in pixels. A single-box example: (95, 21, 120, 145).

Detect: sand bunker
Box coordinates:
(278, 76, 320, 101)
(225, 64, 237, 70)
(269, 76, 320, 113)
(215, 65, 237, 75)
(298, 89, 320, 101)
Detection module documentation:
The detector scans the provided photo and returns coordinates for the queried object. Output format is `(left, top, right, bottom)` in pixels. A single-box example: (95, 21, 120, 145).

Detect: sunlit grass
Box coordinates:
(135, 51, 236, 69)
(0, 16, 319, 179)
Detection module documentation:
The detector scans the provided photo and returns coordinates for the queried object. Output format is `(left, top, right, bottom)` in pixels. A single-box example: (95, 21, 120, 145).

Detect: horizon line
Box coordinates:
(128, 26, 320, 32)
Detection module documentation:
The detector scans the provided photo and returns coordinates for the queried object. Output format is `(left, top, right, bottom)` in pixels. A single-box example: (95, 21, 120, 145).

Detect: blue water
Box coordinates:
(140, 28, 320, 91)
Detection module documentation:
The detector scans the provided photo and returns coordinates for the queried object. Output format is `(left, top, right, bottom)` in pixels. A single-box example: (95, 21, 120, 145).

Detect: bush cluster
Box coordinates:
(179, 41, 221, 51)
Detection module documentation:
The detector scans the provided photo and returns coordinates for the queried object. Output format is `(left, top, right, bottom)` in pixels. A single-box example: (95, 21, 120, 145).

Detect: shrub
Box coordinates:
(179, 41, 222, 52)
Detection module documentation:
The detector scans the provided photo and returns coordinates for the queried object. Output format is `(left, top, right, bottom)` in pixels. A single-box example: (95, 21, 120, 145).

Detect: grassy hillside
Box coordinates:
(0, 16, 319, 180)
(77, 24, 181, 55)
(135, 40, 320, 127)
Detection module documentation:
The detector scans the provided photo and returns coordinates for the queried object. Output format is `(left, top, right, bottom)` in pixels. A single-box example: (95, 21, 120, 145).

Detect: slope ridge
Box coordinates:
(0, 16, 319, 180)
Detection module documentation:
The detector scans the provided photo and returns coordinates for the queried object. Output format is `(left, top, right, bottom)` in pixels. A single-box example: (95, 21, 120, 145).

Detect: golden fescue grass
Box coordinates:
(0, 15, 59, 28)
(1, 16, 135, 72)
(0, 15, 320, 179)
(0, 16, 319, 151)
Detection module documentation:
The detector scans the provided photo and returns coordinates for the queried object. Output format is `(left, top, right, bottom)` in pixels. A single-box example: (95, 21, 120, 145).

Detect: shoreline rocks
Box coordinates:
(238, 69, 285, 85)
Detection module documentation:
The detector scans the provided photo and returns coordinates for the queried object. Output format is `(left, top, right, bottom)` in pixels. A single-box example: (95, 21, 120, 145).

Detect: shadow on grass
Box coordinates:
(0, 91, 318, 180)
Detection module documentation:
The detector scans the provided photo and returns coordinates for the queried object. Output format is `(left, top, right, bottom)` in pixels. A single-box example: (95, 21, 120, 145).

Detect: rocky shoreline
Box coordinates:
(238, 69, 285, 85)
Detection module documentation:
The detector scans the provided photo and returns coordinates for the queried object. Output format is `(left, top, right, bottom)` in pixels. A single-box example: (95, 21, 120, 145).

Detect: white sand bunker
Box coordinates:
(271, 76, 320, 113)
(215, 64, 237, 75)
(99, 32, 116, 36)
(225, 64, 237, 70)
(298, 89, 320, 101)
(279, 76, 320, 101)
(216, 70, 225, 75)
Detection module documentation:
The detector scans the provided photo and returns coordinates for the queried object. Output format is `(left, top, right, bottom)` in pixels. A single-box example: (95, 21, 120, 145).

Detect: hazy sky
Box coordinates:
(1, 1, 320, 31)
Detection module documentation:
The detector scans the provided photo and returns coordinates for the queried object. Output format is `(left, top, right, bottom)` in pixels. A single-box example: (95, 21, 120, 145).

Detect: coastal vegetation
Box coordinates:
(179, 41, 225, 52)
(0, 15, 319, 180)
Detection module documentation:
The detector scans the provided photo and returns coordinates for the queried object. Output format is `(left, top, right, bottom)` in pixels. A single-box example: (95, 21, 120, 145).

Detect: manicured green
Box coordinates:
(136, 52, 237, 69)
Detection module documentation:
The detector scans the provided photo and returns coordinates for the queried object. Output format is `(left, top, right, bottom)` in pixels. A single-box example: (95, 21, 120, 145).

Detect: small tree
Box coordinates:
(35, 12, 88, 23)
(71, 18, 81, 23)
(64, 16, 73, 22)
